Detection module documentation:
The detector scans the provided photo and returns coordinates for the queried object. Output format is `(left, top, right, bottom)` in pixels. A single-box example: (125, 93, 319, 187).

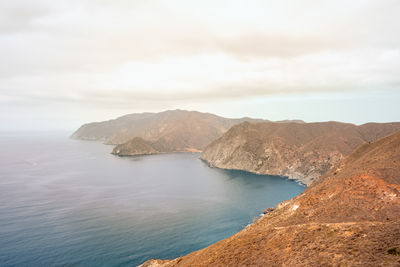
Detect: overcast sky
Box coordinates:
(1, 0, 400, 131)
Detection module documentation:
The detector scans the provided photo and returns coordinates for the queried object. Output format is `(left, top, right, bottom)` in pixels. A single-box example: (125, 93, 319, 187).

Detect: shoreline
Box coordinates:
(199, 157, 309, 187)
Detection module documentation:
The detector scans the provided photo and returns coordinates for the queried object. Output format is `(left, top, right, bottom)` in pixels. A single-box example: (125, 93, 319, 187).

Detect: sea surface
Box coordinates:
(0, 132, 304, 266)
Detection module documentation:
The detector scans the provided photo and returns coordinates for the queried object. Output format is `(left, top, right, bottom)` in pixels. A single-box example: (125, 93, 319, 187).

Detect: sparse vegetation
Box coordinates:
(388, 247, 399, 256)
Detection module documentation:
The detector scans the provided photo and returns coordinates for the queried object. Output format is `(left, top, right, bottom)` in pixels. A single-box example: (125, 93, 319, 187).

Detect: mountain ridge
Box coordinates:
(201, 121, 400, 185)
(72, 110, 303, 155)
(71, 110, 266, 145)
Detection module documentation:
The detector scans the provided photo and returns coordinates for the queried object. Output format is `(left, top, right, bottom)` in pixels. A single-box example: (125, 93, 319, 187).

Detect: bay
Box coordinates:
(0, 132, 304, 266)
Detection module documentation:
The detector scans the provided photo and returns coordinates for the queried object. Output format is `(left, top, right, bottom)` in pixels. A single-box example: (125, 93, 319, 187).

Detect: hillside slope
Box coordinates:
(71, 110, 265, 151)
(201, 121, 400, 185)
(110, 137, 167, 156)
(72, 110, 304, 155)
(142, 130, 400, 267)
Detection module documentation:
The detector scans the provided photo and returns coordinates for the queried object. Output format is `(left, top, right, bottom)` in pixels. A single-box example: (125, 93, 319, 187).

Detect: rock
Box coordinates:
(263, 207, 275, 214)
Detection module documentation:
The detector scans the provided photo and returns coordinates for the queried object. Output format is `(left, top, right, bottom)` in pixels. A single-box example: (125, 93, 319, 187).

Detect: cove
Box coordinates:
(0, 133, 304, 266)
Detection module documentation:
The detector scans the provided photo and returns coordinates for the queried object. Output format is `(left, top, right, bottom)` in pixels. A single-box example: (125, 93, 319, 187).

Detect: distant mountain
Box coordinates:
(71, 110, 263, 146)
(72, 110, 303, 155)
(142, 129, 400, 267)
(201, 121, 400, 185)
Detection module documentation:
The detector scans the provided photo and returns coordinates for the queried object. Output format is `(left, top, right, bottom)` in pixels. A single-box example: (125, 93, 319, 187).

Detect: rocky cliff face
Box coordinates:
(142, 130, 400, 267)
(201, 121, 400, 185)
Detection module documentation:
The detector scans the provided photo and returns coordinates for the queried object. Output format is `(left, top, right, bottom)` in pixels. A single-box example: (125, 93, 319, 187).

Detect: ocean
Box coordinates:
(0, 132, 304, 266)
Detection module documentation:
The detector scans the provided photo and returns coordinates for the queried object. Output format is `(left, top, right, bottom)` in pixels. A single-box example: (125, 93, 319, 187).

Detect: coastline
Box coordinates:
(199, 157, 310, 187)
(111, 150, 202, 157)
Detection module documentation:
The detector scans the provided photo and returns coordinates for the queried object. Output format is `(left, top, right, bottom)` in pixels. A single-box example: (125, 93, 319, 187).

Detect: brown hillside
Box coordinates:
(71, 110, 266, 151)
(142, 131, 400, 267)
(111, 137, 164, 156)
(201, 121, 400, 185)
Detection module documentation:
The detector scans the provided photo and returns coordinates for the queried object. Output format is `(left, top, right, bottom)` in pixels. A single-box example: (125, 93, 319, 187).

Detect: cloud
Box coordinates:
(3, 48, 399, 109)
(0, 0, 400, 117)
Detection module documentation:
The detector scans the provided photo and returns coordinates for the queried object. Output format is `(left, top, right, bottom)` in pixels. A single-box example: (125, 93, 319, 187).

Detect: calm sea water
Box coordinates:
(0, 132, 304, 266)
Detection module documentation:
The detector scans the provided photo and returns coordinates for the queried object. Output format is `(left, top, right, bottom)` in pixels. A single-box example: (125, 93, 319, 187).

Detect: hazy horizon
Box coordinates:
(1, 0, 400, 131)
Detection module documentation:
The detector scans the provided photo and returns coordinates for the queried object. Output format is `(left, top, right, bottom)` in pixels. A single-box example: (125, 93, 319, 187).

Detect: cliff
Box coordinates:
(201, 121, 400, 185)
(142, 130, 400, 266)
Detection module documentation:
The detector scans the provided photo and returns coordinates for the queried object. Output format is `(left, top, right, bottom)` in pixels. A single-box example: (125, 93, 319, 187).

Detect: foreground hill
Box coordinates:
(201, 121, 400, 185)
(142, 130, 400, 266)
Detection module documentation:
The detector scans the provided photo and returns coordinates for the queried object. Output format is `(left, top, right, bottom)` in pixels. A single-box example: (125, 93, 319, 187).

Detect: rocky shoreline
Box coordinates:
(200, 158, 308, 186)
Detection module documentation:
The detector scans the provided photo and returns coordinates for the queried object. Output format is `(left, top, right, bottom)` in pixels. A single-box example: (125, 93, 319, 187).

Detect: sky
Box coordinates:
(1, 0, 400, 131)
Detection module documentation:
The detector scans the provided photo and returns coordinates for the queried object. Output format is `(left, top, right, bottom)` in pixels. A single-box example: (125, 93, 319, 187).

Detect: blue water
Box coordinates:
(0, 132, 304, 266)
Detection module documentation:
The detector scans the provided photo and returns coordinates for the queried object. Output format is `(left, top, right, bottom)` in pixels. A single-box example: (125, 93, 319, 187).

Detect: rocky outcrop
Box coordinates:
(141, 130, 400, 267)
(111, 137, 167, 156)
(201, 121, 400, 185)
